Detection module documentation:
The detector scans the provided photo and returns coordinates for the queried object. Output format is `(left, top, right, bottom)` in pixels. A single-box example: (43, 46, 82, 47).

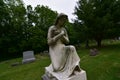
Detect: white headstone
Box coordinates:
(22, 51, 36, 64)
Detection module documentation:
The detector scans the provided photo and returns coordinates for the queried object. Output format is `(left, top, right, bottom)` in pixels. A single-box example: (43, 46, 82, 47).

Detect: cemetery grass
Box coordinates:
(0, 40, 120, 80)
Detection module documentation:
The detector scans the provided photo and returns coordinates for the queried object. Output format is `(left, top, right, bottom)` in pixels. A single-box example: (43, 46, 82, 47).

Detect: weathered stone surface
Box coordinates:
(42, 74, 50, 80)
(11, 62, 20, 67)
(42, 74, 57, 80)
(90, 48, 99, 56)
(22, 51, 36, 64)
(42, 70, 87, 80)
(42, 13, 87, 80)
(68, 70, 87, 80)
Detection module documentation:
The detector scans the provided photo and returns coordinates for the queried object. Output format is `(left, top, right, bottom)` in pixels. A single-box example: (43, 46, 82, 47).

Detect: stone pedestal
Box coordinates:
(68, 70, 87, 80)
(42, 70, 87, 80)
(42, 74, 57, 80)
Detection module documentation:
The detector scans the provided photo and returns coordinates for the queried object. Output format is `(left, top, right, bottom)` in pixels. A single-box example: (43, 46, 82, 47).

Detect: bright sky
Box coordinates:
(23, 0, 78, 22)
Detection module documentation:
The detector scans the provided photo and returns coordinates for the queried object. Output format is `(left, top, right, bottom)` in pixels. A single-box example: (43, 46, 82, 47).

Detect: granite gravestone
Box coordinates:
(22, 51, 36, 64)
(90, 48, 99, 56)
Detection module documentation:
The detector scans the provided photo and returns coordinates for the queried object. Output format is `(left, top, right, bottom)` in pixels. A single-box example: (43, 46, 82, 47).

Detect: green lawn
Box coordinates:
(0, 40, 120, 80)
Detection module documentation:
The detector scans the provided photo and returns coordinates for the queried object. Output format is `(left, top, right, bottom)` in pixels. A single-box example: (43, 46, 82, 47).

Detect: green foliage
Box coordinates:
(0, 0, 26, 60)
(24, 5, 57, 52)
(0, 0, 57, 60)
(74, 0, 120, 47)
(65, 22, 77, 44)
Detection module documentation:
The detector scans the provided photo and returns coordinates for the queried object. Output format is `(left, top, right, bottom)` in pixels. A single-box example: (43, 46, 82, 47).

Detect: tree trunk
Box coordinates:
(85, 40, 89, 48)
(96, 39, 102, 47)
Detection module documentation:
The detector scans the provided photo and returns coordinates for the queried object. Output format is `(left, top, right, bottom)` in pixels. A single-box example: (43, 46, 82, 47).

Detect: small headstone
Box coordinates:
(11, 62, 20, 67)
(22, 51, 36, 64)
(40, 51, 49, 56)
(43, 51, 49, 56)
(119, 37, 120, 40)
(90, 48, 99, 56)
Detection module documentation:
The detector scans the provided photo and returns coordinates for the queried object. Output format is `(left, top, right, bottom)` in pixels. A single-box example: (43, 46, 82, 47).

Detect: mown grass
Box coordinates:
(0, 56, 50, 80)
(0, 40, 120, 80)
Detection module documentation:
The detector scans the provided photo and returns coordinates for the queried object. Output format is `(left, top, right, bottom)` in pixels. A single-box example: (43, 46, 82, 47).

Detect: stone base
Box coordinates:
(42, 74, 50, 80)
(22, 58, 36, 64)
(68, 70, 87, 80)
(42, 74, 57, 80)
(42, 70, 87, 80)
